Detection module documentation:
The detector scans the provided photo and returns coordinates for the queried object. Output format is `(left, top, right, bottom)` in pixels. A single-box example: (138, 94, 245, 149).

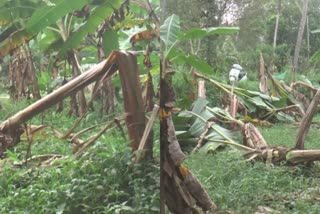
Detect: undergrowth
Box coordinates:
(183, 112, 320, 213)
(185, 149, 320, 214)
(0, 98, 160, 213)
(0, 140, 160, 213)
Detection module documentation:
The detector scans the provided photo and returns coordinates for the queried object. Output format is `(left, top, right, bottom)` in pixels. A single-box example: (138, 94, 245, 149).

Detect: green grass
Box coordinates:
(184, 116, 320, 213)
(0, 96, 160, 213)
(258, 122, 320, 150)
(0, 140, 160, 213)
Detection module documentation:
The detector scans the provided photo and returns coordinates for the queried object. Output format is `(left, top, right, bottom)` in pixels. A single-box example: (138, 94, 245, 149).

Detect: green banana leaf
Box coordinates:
(178, 27, 239, 40)
(60, 0, 123, 54)
(26, 0, 90, 33)
(160, 14, 180, 56)
(173, 98, 237, 153)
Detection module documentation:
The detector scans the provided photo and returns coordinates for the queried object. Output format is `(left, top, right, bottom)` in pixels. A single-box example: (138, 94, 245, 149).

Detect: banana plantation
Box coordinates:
(1, 0, 320, 213)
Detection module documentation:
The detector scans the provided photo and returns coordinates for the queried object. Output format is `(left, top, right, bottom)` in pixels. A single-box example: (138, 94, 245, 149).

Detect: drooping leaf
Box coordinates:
(174, 98, 239, 153)
(190, 118, 207, 137)
(237, 96, 257, 113)
(26, 0, 90, 33)
(60, 0, 123, 54)
(247, 90, 280, 102)
(0, 29, 36, 58)
(160, 14, 180, 55)
(206, 125, 233, 140)
(178, 27, 239, 40)
(176, 131, 194, 139)
(168, 49, 213, 75)
(129, 28, 158, 46)
(276, 112, 294, 122)
(186, 55, 213, 75)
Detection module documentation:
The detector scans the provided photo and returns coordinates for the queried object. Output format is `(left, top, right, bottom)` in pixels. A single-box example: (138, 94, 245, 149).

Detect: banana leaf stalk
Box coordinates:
(194, 71, 251, 99)
(262, 104, 305, 120)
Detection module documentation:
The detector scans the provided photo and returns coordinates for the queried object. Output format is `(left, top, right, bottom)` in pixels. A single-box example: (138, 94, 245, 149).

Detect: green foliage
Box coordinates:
(60, 0, 123, 55)
(161, 14, 239, 76)
(310, 49, 320, 62)
(160, 14, 180, 56)
(26, 0, 90, 33)
(174, 98, 239, 153)
(37, 71, 51, 92)
(0, 98, 30, 121)
(172, 67, 196, 109)
(179, 27, 239, 40)
(0, 92, 160, 212)
(168, 48, 213, 75)
(37, 28, 62, 53)
(102, 29, 119, 56)
(0, 142, 159, 213)
(185, 150, 320, 213)
(0, 0, 39, 26)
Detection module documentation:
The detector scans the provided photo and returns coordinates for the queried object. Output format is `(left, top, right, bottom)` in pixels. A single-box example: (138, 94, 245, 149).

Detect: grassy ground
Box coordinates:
(185, 118, 320, 213)
(0, 97, 160, 213)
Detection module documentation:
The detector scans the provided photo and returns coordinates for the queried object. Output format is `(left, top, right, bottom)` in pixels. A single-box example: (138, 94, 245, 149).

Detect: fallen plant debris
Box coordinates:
(0, 51, 153, 159)
(193, 71, 302, 123)
(174, 93, 320, 166)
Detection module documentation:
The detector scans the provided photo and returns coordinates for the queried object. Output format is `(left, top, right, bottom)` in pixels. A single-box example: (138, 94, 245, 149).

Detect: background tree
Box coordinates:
(293, 0, 309, 81)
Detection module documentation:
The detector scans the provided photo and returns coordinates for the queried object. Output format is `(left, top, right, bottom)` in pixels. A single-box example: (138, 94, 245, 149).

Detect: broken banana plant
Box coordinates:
(0, 51, 152, 160)
(160, 61, 216, 213)
(194, 71, 304, 122)
(175, 96, 320, 166)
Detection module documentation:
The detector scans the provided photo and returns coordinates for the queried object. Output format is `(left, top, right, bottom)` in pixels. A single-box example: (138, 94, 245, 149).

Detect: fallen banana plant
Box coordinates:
(194, 71, 305, 122)
(0, 51, 153, 160)
(174, 97, 320, 166)
(174, 97, 253, 154)
(24, 114, 125, 152)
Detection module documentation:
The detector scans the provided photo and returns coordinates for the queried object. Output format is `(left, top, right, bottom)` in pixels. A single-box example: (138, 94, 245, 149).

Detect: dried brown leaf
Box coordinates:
(243, 123, 268, 149)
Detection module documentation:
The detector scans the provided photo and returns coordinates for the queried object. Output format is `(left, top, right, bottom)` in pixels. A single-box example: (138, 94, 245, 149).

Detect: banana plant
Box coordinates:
(160, 14, 239, 75)
(0, 0, 93, 59)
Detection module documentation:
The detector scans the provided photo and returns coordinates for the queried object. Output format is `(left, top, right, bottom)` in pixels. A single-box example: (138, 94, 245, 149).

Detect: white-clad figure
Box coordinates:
(229, 64, 247, 84)
(229, 64, 247, 96)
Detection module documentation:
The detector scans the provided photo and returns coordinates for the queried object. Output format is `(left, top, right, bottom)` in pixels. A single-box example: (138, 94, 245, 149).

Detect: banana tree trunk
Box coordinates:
(295, 89, 320, 150)
(68, 51, 87, 116)
(117, 51, 147, 150)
